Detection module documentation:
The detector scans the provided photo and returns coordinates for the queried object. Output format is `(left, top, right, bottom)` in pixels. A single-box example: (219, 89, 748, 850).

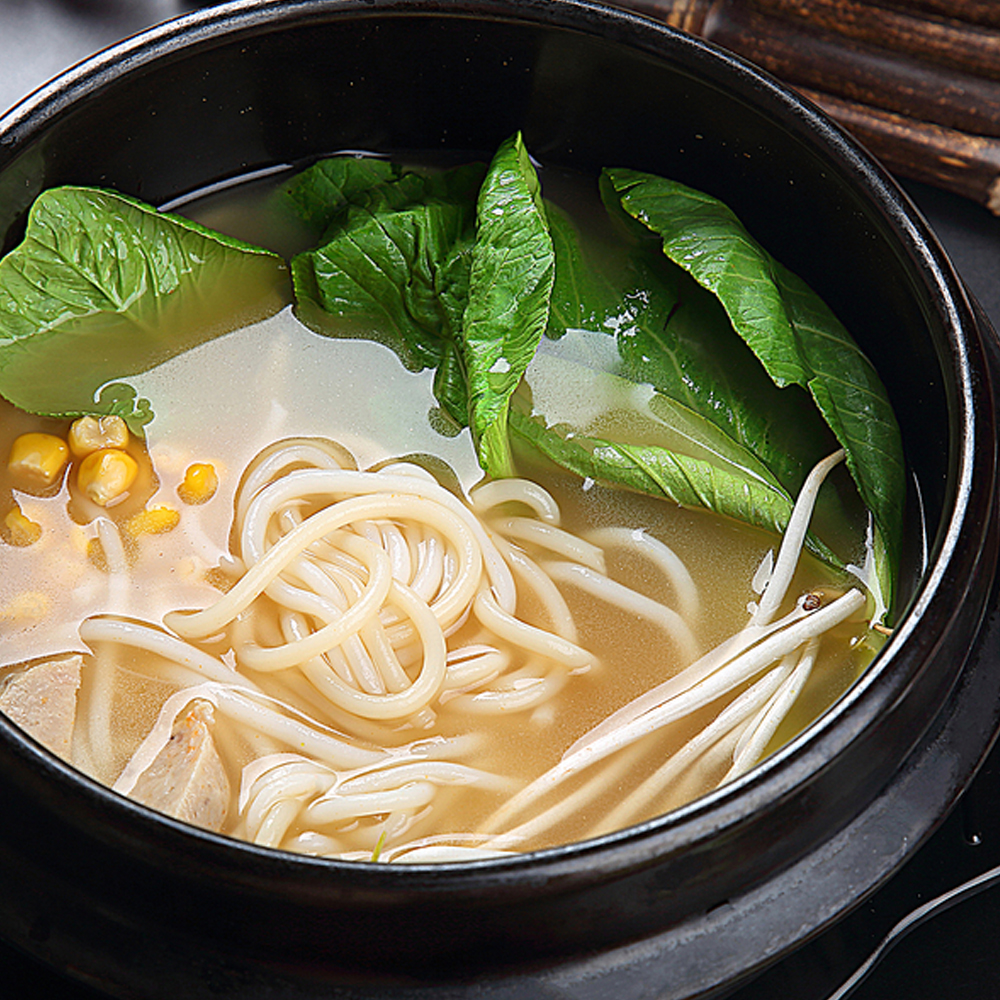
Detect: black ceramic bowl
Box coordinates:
(0, 2, 997, 998)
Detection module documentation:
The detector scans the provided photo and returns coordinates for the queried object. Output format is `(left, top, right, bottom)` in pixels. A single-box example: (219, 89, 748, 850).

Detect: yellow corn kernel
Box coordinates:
(3, 507, 42, 546)
(8, 433, 70, 489)
(125, 505, 180, 538)
(68, 415, 129, 458)
(77, 449, 138, 506)
(177, 462, 219, 505)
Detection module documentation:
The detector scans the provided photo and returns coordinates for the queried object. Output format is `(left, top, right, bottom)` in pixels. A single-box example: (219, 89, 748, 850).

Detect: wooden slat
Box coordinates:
(702, 4, 1000, 138)
(748, 0, 1000, 81)
(617, 0, 1000, 211)
(866, 0, 1000, 30)
(800, 88, 1000, 211)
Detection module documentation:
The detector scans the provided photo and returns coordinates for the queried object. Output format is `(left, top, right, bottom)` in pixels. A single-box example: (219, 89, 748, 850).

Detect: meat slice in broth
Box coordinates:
(0, 654, 82, 757)
(130, 700, 230, 832)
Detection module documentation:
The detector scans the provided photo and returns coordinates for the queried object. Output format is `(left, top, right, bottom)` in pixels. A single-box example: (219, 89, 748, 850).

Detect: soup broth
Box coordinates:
(0, 161, 881, 860)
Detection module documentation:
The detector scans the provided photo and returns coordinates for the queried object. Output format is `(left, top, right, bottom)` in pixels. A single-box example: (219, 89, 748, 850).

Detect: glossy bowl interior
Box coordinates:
(0, 2, 997, 999)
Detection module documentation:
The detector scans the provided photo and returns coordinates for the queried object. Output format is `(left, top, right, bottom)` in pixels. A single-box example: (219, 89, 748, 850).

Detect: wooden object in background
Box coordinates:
(702, 4, 1000, 138)
(620, 0, 1000, 213)
(800, 88, 1000, 212)
(750, 0, 1000, 81)
(866, 0, 1000, 30)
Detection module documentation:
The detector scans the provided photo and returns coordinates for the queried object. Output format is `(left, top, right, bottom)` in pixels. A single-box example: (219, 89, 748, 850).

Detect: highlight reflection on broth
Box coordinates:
(0, 137, 902, 861)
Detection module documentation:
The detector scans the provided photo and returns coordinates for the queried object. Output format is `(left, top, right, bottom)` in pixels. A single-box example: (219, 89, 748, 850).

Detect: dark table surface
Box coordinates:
(1, 3, 1000, 999)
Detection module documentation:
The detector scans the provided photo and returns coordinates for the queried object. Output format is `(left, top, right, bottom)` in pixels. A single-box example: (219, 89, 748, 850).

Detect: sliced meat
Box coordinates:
(0, 654, 82, 759)
(129, 699, 230, 832)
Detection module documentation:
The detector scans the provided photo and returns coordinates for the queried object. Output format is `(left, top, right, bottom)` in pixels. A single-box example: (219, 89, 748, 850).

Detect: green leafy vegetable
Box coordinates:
(291, 161, 486, 426)
(515, 210, 851, 560)
(462, 133, 555, 477)
(613, 261, 835, 499)
(509, 405, 842, 566)
(0, 138, 900, 616)
(281, 139, 902, 605)
(544, 204, 621, 341)
(280, 156, 401, 236)
(605, 168, 904, 581)
(94, 383, 155, 436)
(0, 186, 287, 420)
(290, 135, 558, 475)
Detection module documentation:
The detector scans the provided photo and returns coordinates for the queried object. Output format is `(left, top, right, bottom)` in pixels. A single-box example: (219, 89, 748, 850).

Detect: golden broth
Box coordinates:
(0, 168, 873, 857)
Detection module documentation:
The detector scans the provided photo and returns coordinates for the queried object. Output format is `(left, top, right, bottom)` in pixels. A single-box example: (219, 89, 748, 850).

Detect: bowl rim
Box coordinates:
(0, 0, 995, 894)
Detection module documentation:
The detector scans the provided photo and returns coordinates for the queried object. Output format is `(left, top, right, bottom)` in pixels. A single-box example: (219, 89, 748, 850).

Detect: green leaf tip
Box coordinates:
(464, 132, 555, 476)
